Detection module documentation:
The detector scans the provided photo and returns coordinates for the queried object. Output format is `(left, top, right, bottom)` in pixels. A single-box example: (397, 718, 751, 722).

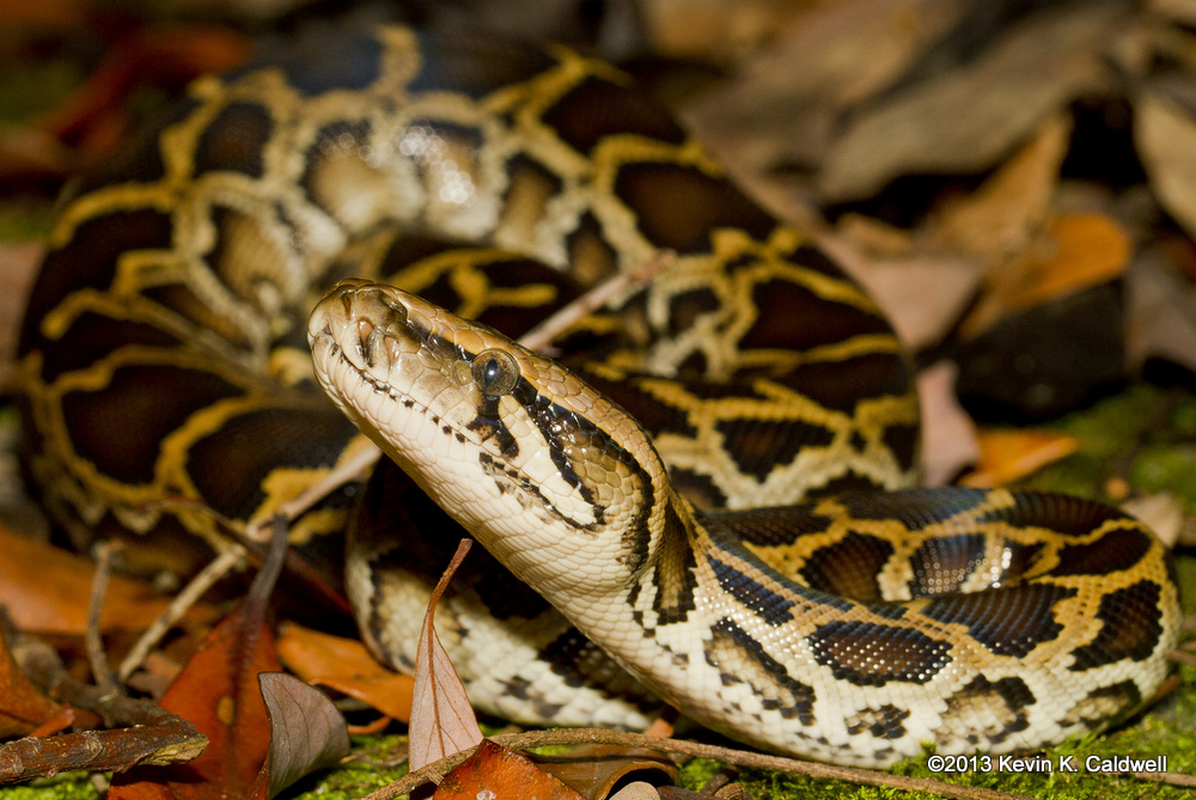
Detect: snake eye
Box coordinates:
(471, 349, 520, 397)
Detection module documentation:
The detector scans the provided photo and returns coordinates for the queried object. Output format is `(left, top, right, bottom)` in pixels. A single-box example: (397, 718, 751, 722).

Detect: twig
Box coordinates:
(243, 440, 381, 544)
(517, 250, 674, 354)
(85, 541, 118, 694)
(1167, 650, 1196, 668)
(362, 729, 1035, 800)
(1133, 771, 1196, 787)
(117, 546, 246, 683)
(1, 628, 206, 782)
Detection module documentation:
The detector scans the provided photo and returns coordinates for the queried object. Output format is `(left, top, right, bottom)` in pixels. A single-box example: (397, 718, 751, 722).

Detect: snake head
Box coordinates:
(308, 279, 671, 595)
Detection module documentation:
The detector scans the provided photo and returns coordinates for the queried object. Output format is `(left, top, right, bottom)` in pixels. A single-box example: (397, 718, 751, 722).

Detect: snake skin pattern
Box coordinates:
(16, 25, 1179, 767)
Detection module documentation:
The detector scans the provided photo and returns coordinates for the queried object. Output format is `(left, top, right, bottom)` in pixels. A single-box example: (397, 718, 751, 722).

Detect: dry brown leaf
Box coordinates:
(533, 745, 678, 800)
(959, 429, 1078, 488)
(408, 540, 484, 772)
(108, 601, 279, 799)
(1135, 86, 1196, 241)
(433, 740, 585, 800)
(277, 622, 414, 722)
(960, 213, 1131, 338)
(1125, 246, 1196, 373)
(917, 362, 979, 486)
(257, 672, 349, 799)
(928, 114, 1071, 260)
(684, 0, 971, 176)
(818, 4, 1121, 202)
(110, 523, 289, 800)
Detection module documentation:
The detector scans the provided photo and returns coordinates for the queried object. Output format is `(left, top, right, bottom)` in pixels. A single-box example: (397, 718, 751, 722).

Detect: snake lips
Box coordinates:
(310, 278, 1180, 768)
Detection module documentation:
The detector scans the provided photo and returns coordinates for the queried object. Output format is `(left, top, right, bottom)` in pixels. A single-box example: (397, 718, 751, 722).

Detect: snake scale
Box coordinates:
(16, 25, 1180, 767)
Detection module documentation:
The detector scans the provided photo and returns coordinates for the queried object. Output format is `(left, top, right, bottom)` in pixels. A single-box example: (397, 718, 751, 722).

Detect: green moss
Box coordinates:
(289, 735, 409, 799)
(0, 774, 100, 800)
(1024, 384, 1196, 515)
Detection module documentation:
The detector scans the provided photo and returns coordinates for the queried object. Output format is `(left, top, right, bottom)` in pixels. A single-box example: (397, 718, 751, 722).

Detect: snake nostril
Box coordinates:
(358, 317, 375, 341)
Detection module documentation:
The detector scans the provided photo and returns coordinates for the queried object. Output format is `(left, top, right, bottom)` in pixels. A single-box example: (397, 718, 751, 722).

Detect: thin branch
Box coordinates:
(85, 541, 118, 695)
(517, 250, 674, 354)
(118, 546, 246, 683)
(1, 628, 205, 782)
(1133, 771, 1196, 787)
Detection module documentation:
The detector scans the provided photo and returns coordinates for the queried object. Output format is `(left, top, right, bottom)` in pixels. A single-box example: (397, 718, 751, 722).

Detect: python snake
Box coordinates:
(16, 24, 1180, 767)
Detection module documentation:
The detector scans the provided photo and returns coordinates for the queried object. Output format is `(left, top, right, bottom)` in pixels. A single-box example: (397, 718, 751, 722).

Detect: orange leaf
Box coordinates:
(433, 740, 584, 800)
(108, 604, 280, 799)
(109, 522, 292, 800)
(0, 523, 215, 636)
(277, 622, 413, 722)
(961, 213, 1131, 337)
(409, 540, 483, 772)
(960, 429, 1078, 487)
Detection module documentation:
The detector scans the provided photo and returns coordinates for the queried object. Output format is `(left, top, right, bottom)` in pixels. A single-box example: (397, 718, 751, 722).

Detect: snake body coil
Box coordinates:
(17, 25, 1180, 767)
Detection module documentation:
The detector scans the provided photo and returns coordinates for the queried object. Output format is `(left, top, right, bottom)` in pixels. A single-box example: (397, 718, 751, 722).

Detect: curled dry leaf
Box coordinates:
(533, 744, 678, 800)
(277, 621, 414, 722)
(433, 739, 585, 800)
(256, 672, 349, 799)
(408, 540, 484, 772)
